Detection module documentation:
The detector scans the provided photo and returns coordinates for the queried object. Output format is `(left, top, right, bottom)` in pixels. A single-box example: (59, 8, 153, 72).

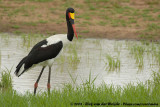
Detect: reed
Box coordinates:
(154, 46, 160, 66)
(130, 44, 145, 70)
(0, 68, 12, 91)
(56, 55, 66, 72)
(0, 71, 160, 107)
(105, 54, 120, 71)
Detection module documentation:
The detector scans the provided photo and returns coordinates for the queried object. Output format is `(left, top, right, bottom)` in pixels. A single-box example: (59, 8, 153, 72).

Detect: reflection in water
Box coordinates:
(0, 33, 159, 94)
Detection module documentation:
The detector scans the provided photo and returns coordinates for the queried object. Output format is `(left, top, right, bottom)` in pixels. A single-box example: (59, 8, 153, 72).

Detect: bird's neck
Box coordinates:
(67, 21, 74, 41)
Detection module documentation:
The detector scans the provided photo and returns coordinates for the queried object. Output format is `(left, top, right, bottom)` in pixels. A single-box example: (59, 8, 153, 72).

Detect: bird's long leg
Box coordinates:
(47, 66, 51, 95)
(34, 66, 45, 95)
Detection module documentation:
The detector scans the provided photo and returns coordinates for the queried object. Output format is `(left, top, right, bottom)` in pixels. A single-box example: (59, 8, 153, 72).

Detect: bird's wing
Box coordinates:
(28, 39, 48, 54)
(24, 41, 63, 69)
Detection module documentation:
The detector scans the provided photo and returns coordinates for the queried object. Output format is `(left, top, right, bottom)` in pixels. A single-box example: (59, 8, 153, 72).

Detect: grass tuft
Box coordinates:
(105, 54, 120, 71)
(0, 72, 160, 106)
(11, 25, 20, 29)
(130, 44, 145, 70)
(67, 45, 81, 71)
(0, 68, 12, 91)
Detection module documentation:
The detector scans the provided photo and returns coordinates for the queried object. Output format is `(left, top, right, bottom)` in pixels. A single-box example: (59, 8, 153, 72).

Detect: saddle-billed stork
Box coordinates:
(14, 8, 78, 95)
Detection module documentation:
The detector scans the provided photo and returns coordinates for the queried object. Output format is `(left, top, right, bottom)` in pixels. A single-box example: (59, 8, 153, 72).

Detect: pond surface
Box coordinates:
(0, 33, 159, 94)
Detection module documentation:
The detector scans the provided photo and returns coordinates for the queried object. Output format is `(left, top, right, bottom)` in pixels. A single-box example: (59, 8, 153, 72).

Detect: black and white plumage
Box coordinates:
(15, 37, 64, 77)
(14, 8, 78, 95)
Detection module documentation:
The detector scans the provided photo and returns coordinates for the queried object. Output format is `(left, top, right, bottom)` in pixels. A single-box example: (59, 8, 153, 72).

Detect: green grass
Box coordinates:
(67, 44, 81, 70)
(128, 17, 137, 24)
(130, 44, 145, 70)
(11, 25, 20, 29)
(56, 55, 66, 72)
(145, 0, 159, 5)
(22, 13, 30, 16)
(84, 16, 91, 20)
(49, 7, 56, 13)
(56, 19, 65, 24)
(23, 21, 38, 26)
(13, 30, 22, 35)
(0, 71, 160, 106)
(114, 42, 122, 56)
(0, 50, 1, 68)
(154, 46, 160, 66)
(111, 19, 127, 27)
(0, 68, 12, 91)
(8, 6, 29, 16)
(92, 39, 101, 47)
(29, 0, 54, 2)
(38, 20, 48, 24)
(56, 40, 82, 72)
(98, 21, 108, 26)
(139, 23, 160, 40)
(105, 54, 120, 71)
(79, 30, 89, 33)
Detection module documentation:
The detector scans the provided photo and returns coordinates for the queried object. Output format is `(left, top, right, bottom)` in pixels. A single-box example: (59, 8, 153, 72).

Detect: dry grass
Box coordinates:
(0, 0, 159, 40)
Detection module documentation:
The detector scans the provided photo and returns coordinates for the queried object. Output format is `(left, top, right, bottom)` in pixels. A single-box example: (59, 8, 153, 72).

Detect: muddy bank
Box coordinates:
(0, 0, 159, 40)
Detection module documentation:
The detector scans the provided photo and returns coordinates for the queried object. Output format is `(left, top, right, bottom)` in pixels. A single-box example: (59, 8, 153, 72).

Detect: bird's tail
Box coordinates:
(14, 56, 27, 77)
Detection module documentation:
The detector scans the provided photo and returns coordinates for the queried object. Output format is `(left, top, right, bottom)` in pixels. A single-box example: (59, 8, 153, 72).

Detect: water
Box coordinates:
(0, 33, 159, 94)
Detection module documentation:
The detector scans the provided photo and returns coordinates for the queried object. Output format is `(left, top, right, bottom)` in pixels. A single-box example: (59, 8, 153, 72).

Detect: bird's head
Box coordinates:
(66, 8, 78, 39)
